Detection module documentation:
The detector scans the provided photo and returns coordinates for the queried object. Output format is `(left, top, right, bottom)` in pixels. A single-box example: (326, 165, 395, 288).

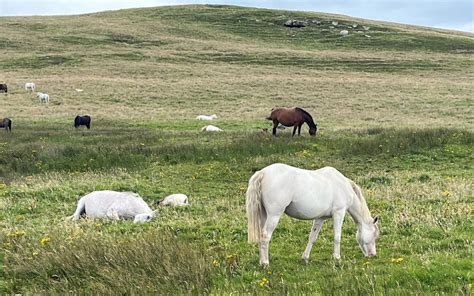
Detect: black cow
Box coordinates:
(0, 84, 7, 93)
(74, 115, 91, 129)
(0, 118, 12, 132)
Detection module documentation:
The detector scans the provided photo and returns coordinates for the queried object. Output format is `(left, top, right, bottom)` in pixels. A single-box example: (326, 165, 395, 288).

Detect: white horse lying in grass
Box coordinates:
(246, 163, 379, 266)
(36, 92, 49, 103)
(160, 193, 189, 206)
(67, 190, 157, 223)
(201, 125, 222, 132)
(196, 114, 217, 120)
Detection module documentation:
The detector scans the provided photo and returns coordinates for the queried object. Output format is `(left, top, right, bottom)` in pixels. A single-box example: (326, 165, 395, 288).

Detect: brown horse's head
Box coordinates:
(309, 126, 317, 136)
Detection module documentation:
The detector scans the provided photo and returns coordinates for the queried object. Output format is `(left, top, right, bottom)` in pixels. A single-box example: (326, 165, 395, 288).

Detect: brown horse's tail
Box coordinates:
(265, 116, 272, 120)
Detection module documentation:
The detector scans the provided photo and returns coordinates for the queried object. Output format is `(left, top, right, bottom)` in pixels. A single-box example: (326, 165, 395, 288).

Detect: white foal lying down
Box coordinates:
(160, 193, 189, 206)
(196, 114, 217, 120)
(201, 125, 222, 132)
(68, 190, 157, 223)
(246, 163, 379, 266)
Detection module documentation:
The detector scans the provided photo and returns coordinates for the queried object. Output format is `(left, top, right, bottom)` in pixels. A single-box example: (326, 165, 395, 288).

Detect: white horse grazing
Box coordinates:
(246, 163, 379, 266)
(25, 82, 35, 92)
(201, 125, 222, 132)
(196, 114, 217, 120)
(67, 190, 157, 223)
(36, 92, 49, 103)
(160, 193, 189, 206)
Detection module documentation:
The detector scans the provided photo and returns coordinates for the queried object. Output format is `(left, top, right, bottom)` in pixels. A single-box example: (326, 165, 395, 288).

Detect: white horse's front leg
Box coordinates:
(332, 210, 346, 260)
(302, 218, 325, 263)
(259, 215, 281, 266)
(106, 208, 120, 220)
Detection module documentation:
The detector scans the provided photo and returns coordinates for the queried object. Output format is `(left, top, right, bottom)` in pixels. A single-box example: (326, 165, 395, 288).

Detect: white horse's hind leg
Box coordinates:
(259, 214, 281, 266)
(302, 218, 325, 263)
(332, 210, 346, 260)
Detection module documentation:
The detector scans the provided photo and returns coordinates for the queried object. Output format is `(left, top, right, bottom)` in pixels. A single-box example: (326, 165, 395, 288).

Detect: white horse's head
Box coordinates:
(211, 114, 217, 119)
(133, 210, 158, 223)
(356, 216, 380, 257)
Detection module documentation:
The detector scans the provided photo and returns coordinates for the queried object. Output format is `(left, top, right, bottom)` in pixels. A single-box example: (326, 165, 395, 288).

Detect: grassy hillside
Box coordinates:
(1, 5, 473, 294)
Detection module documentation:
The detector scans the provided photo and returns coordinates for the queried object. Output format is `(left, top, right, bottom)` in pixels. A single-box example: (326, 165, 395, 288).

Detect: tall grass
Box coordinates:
(5, 228, 214, 294)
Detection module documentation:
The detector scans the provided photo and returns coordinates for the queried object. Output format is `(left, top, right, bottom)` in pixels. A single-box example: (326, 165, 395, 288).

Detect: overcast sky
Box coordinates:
(0, 0, 472, 32)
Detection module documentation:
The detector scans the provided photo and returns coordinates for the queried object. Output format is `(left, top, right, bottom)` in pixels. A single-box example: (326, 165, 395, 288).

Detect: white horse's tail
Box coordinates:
(246, 170, 265, 243)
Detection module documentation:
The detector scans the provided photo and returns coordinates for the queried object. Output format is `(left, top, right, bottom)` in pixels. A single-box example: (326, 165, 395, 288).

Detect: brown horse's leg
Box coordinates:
(292, 126, 298, 136)
(298, 123, 303, 135)
(272, 120, 278, 136)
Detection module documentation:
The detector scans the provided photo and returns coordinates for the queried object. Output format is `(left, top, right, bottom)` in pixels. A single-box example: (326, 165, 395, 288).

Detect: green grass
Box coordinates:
(1, 125, 472, 294)
(1, 4, 473, 295)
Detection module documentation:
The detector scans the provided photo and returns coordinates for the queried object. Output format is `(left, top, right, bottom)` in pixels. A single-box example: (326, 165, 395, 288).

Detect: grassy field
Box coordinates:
(1, 5, 473, 294)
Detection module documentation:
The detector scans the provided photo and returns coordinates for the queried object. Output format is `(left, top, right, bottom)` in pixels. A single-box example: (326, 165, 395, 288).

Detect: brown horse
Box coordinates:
(266, 107, 317, 136)
(0, 118, 12, 132)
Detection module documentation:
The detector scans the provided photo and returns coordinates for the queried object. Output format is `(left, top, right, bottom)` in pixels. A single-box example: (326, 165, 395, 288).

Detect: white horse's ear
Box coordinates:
(373, 216, 380, 225)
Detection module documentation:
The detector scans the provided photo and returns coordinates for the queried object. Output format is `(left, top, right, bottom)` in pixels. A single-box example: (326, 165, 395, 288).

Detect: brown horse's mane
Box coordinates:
(295, 107, 317, 128)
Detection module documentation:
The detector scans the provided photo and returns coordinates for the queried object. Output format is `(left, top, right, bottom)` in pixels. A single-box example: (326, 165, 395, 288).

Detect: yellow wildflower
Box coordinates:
(212, 259, 219, 267)
(39, 236, 51, 246)
(259, 277, 268, 287)
(390, 257, 404, 263)
(8, 230, 26, 237)
(442, 190, 452, 197)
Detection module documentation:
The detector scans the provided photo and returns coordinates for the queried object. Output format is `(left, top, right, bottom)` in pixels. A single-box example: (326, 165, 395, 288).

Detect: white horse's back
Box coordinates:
(260, 164, 355, 220)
